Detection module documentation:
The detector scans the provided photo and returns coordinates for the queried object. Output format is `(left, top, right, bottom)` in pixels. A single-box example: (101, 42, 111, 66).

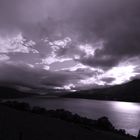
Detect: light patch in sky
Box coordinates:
(0, 33, 38, 54)
(76, 63, 138, 89)
(43, 65, 50, 70)
(53, 37, 71, 48)
(42, 56, 72, 65)
(41, 37, 72, 66)
(54, 83, 75, 91)
(62, 63, 98, 72)
(47, 37, 71, 50)
(78, 41, 103, 57)
(50, 60, 77, 71)
(105, 65, 137, 85)
(74, 55, 80, 60)
(39, 37, 76, 71)
(0, 54, 10, 61)
(78, 44, 95, 57)
(79, 76, 105, 86)
(63, 83, 75, 90)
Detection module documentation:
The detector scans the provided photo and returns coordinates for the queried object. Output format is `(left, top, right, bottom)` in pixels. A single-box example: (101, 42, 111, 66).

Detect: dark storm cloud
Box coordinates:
(80, 54, 119, 70)
(66, 0, 140, 69)
(0, 0, 21, 34)
(55, 0, 140, 70)
(41, 71, 80, 87)
(0, 62, 42, 88)
(0, 62, 83, 91)
(18, 0, 140, 70)
(0, 0, 140, 89)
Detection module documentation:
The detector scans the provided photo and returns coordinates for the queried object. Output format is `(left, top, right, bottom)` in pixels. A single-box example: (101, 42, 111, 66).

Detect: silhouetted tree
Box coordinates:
(118, 129, 126, 135)
(19, 132, 23, 140)
(137, 130, 140, 139)
(32, 106, 46, 114)
(95, 117, 115, 131)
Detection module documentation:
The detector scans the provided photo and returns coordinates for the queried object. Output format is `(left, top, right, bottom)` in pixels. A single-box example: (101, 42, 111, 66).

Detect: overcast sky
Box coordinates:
(0, 0, 140, 92)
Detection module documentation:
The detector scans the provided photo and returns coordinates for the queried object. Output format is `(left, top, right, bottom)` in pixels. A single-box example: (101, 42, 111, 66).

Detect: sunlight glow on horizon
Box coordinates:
(105, 65, 138, 85)
(77, 64, 138, 89)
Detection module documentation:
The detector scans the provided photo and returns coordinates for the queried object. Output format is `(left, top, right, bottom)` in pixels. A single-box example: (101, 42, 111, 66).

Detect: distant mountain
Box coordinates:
(63, 79, 140, 102)
(0, 86, 36, 99)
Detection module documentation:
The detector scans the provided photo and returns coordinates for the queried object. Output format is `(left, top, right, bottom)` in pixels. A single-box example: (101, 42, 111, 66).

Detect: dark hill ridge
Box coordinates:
(1, 79, 140, 101)
(0, 86, 36, 99)
(63, 79, 140, 102)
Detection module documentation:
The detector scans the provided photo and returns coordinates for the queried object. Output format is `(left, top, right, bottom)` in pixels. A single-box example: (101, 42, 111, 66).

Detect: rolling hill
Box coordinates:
(0, 86, 35, 99)
(63, 79, 140, 102)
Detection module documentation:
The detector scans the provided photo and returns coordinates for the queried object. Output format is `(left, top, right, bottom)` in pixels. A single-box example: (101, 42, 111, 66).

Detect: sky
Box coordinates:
(0, 0, 140, 92)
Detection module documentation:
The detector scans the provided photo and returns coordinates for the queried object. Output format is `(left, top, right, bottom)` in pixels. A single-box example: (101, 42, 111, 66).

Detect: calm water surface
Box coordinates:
(14, 97, 140, 136)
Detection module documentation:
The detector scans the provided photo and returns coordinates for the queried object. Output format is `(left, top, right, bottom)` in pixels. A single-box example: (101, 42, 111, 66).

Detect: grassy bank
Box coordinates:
(0, 101, 138, 140)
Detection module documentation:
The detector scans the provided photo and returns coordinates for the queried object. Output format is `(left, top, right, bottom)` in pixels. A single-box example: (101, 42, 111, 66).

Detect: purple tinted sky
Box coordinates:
(0, 0, 140, 92)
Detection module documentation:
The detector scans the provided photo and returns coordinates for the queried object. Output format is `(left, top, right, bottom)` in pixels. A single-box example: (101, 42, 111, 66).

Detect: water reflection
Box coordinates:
(108, 101, 140, 136)
(13, 98, 140, 136)
(112, 102, 140, 112)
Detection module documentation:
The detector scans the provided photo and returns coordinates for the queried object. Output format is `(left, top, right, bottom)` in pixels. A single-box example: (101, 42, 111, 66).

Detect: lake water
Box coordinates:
(13, 97, 140, 136)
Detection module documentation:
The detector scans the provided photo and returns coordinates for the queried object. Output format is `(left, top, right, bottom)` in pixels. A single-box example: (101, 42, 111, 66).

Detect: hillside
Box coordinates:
(0, 103, 137, 140)
(0, 86, 35, 99)
(63, 79, 140, 102)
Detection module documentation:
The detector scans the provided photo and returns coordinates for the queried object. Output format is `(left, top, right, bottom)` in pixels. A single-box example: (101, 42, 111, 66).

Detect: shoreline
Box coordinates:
(0, 100, 138, 140)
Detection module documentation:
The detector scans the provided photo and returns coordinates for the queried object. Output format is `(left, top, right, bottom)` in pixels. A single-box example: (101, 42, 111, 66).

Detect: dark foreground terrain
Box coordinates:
(0, 101, 138, 140)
